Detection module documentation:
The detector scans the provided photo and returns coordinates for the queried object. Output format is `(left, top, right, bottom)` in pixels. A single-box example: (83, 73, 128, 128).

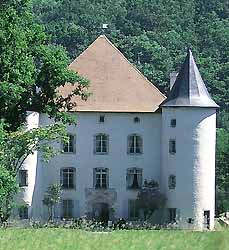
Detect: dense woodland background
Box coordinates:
(32, 0, 228, 213)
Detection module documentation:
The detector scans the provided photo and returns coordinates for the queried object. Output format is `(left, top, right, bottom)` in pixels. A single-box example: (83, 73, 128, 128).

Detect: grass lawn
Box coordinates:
(0, 229, 228, 250)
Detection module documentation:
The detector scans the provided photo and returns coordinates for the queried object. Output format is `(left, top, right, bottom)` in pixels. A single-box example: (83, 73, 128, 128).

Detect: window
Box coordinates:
(126, 168, 142, 189)
(169, 139, 176, 154)
(127, 134, 143, 154)
(99, 115, 105, 123)
(128, 200, 140, 220)
(62, 199, 73, 219)
(170, 119, 176, 127)
(134, 117, 140, 123)
(168, 208, 176, 223)
(60, 168, 75, 189)
(168, 175, 176, 189)
(19, 206, 28, 219)
(63, 134, 75, 153)
(94, 168, 109, 189)
(94, 134, 109, 154)
(19, 170, 28, 187)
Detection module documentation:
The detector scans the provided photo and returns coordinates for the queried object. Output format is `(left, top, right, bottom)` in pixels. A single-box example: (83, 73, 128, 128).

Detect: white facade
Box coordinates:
(17, 107, 217, 230)
(16, 37, 218, 230)
(161, 108, 216, 230)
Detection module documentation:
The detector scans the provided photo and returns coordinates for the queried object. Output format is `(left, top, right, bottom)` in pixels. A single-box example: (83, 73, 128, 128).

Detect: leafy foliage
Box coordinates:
(0, 165, 18, 223)
(0, 120, 68, 222)
(43, 183, 62, 221)
(216, 128, 229, 214)
(0, 0, 89, 130)
(33, 0, 228, 109)
(0, 0, 88, 222)
(137, 180, 166, 220)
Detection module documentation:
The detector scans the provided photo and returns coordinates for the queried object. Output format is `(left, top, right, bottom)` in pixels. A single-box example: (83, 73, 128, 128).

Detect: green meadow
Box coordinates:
(0, 229, 228, 250)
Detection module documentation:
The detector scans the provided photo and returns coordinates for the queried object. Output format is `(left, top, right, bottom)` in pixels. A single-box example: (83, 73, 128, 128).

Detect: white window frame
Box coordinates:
(127, 134, 143, 154)
(126, 168, 142, 189)
(60, 167, 76, 189)
(62, 199, 74, 219)
(94, 134, 109, 154)
(94, 168, 109, 189)
(62, 134, 76, 153)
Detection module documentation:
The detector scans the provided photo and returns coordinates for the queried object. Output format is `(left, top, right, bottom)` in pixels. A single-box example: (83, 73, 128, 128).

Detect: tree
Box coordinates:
(0, 0, 89, 130)
(136, 180, 166, 220)
(43, 183, 62, 221)
(0, 0, 88, 222)
(216, 128, 229, 214)
(0, 120, 68, 222)
(0, 165, 18, 223)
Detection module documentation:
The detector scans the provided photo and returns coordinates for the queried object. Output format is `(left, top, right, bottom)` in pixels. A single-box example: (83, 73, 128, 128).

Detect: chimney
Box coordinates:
(170, 72, 178, 90)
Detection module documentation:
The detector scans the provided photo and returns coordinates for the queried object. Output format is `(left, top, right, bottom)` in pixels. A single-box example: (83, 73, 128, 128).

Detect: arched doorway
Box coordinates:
(93, 203, 109, 223)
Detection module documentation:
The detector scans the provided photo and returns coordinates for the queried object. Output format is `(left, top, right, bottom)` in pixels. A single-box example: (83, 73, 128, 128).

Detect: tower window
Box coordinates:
(170, 119, 176, 127)
(134, 117, 140, 123)
(94, 168, 109, 189)
(168, 175, 176, 189)
(126, 168, 142, 189)
(99, 115, 105, 123)
(19, 170, 28, 187)
(169, 139, 176, 154)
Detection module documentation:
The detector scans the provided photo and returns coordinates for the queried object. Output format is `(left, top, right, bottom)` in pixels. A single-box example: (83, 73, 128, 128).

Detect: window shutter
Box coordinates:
(60, 169, 63, 186)
(93, 168, 96, 188)
(75, 200, 80, 217)
(25, 170, 28, 186)
(106, 135, 109, 153)
(106, 168, 109, 188)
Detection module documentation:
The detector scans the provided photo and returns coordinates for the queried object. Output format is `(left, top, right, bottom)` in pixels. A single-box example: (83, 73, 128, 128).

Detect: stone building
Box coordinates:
(18, 35, 218, 230)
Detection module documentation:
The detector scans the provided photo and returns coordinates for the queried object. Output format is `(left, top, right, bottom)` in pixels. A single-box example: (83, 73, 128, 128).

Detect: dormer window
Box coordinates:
(99, 115, 105, 123)
(170, 119, 176, 127)
(134, 117, 140, 123)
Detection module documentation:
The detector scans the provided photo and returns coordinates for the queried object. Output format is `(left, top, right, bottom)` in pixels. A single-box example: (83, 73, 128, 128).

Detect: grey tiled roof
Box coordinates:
(161, 49, 219, 108)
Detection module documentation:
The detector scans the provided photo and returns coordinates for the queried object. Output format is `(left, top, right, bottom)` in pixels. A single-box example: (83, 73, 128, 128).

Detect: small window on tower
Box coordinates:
(169, 139, 176, 154)
(134, 117, 140, 123)
(168, 175, 176, 189)
(170, 119, 176, 127)
(99, 115, 105, 123)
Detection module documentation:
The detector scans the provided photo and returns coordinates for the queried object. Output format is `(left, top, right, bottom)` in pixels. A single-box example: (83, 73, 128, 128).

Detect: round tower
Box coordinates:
(19, 111, 39, 219)
(160, 50, 218, 230)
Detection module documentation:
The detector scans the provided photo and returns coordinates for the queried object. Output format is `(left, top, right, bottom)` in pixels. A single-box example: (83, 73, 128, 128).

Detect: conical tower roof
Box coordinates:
(161, 49, 218, 108)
